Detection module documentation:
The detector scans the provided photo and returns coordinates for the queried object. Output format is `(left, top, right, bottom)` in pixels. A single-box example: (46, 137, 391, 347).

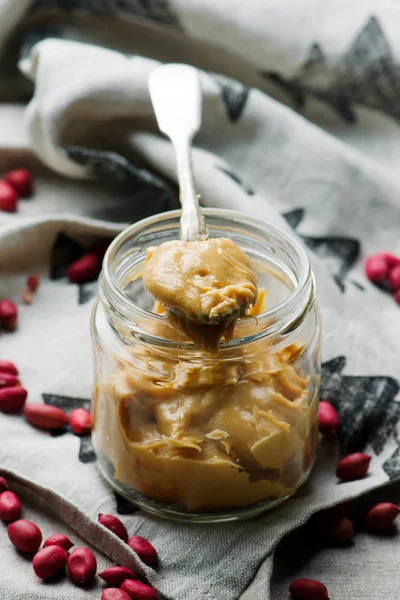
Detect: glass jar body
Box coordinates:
(91, 210, 321, 523)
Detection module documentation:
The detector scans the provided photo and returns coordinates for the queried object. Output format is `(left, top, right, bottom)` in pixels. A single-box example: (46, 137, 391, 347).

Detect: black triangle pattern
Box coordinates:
(262, 16, 400, 124)
(321, 357, 400, 479)
(79, 281, 99, 305)
(115, 492, 139, 515)
(42, 393, 97, 463)
(211, 74, 250, 123)
(282, 208, 360, 292)
(217, 166, 255, 195)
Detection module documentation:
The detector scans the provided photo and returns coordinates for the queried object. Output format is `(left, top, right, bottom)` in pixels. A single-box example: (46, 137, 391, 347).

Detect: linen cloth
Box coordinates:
(0, 2, 400, 599)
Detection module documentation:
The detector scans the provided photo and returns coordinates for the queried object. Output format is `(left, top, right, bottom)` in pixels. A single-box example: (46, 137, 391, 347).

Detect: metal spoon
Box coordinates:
(148, 63, 208, 242)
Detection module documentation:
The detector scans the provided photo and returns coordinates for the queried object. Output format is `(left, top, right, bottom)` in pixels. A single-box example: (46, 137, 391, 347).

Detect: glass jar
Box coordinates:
(91, 209, 321, 523)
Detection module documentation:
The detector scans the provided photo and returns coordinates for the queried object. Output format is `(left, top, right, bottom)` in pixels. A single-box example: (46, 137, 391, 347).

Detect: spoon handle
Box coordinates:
(148, 63, 208, 242)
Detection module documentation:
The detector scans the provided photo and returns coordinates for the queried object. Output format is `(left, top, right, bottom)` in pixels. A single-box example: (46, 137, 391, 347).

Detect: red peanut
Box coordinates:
(365, 502, 400, 531)
(99, 566, 137, 586)
(8, 519, 42, 553)
(0, 360, 18, 375)
(44, 534, 74, 551)
(389, 265, 400, 291)
(24, 403, 68, 430)
(0, 181, 18, 212)
(5, 169, 33, 198)
(27, 274, 40, 292)
(98, 513, 128, 543)
(318, 401, 339, 436)
(69, 408, 92, 435)
(101, 590, 131, 600)
(33, 545, 68, 579)
(0, 300, 18, 330)
(127, 536, 158, 567)
(0, 476, 9, 493)
(0, 387, 27, 413)
(365, 255, 388, 283)
(326, 516, 354, 542)
(121, 580, 159, 600)
(0, 372, 19, 388)
(67, 547, 97, 585)
(67, 253, 100, 284)
(336, 453, 371, 481)
(0, 491, 21, 522)
(377, 252, 400, 268)
(289, 578, 329, 600)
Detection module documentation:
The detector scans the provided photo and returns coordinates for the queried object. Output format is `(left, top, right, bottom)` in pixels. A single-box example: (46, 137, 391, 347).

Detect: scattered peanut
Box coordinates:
(365, 502, 400, 531)
(336, 453, 371, 481)
(44, 534, 74, 552)
(326, 516, 354, 543)
(0, 387, 27, 413)
(67, 253, 100, 284)
(289, 578, 329, 600)
(67, 547, 97, 585)
(98, 513, 128, 543)
(0, 491, 21, 522)
(127, 536, 158, 567)
(24, 403, 68, 430)
(69, 408, 92, 436)
(101, 589, 131, 600)
(33, 545, 68, 579)
(121, 579, 159, 600)
(317, 400, 339, 436)
(0, 361, 18, 375)
(99, 566, 137, 586)
(7, 519, 42, 553)
(0, 300, 18, 330)
(0, 181, 18, 212)
(5, 169, 33, 198)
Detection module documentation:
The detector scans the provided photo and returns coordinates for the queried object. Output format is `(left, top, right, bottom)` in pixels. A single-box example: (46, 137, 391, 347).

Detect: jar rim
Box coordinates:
(101, 208, 313, 349)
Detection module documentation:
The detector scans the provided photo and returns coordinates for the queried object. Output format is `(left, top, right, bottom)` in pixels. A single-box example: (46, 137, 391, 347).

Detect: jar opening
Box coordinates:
(100, 209, 313, 350)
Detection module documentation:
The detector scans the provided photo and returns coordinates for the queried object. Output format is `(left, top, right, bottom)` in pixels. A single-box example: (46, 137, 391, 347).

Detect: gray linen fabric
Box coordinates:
(0, 2, 400, 599)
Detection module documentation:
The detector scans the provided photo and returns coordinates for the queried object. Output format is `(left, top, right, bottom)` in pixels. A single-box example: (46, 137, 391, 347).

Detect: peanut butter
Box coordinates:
(143, 238, 258, 353)
(93, 237, 316, 513)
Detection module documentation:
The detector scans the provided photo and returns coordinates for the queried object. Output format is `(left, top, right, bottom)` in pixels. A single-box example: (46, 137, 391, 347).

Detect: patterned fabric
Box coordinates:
(0, 2, 400, 600)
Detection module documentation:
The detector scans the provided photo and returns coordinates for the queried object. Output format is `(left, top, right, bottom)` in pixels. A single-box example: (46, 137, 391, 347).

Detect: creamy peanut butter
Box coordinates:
(143, 238, 258, 353)
(93, 237, 316, 513)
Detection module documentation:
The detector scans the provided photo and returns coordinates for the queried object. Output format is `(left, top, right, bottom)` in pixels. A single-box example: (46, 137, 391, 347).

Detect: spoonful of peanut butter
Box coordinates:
(146, 64, 258, 352)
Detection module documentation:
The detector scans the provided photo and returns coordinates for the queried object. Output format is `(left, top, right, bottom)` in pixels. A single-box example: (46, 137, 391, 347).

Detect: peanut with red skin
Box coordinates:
(336, 453, 371, 481)
(67, 253, 100, 284)
(27, 274, 40, 292)
(0, 387, 27, 413)
(8, 519, 42, 553)
(389, 265, 400, 292)
(0, 300, 18, 330)
(0, 372, 19, 388)
(101, 590, 131, 600)
(317, 401, 339, 436)
(365, 255, 389, 283)
(365, 502, 400, 531)
(326, 516, 354, 543)
(127, 536, 158, 567)
(67, 547, 97, 585)
(0, 476, 9, 493)
(121, 580, 159, 600)
(0, 181, 18, 212)
(24, 403, 68, 430)
(0, 361, 18, 375)
(377, 252, 400, 268)
(0, 491, 21, 522)
(33, 545, 68, 579)
(5, 169, 33, 198)
(44, 534, 74, 552)
(69, 408, 92, 435)
(289, 578, 329, 600)
(99, 566, 137, 586)
(98, 514, 128, 543)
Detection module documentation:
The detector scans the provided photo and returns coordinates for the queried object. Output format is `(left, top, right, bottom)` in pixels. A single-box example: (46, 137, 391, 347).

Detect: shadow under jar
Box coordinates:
(91, 209, 322, 523)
